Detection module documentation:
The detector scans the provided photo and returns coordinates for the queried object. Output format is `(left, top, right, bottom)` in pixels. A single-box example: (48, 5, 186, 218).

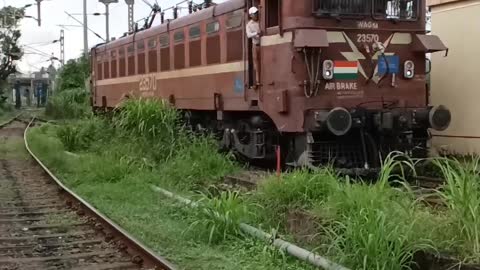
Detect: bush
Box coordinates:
(46, 88, 90, 119)
(56, 118, 112, 152)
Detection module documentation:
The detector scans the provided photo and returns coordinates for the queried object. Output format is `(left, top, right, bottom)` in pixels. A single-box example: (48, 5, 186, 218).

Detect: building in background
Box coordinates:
(8, 66, 54, 107)
(428, 0, 480, 155)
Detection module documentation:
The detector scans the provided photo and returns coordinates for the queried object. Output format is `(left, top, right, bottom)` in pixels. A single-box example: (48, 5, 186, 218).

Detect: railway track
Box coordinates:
(0, 116, 175, 270)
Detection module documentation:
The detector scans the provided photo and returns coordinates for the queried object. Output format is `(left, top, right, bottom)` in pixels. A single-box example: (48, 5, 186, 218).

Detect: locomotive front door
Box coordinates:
(245, 0, 261, 105)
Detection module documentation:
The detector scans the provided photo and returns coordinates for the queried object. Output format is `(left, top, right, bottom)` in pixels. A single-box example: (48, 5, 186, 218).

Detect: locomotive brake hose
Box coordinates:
(314, 48, 322, 96)
(303, 48, 322, 98)
(303, 48, 313, 98)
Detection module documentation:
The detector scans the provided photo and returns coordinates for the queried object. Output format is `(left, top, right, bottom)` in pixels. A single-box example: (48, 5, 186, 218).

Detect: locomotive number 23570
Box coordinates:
(139, 76, 157, 92)
(357, 34, 380, 43)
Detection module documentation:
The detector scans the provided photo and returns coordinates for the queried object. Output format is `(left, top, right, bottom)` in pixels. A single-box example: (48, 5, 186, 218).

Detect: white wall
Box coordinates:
(430, 0, 480, 154)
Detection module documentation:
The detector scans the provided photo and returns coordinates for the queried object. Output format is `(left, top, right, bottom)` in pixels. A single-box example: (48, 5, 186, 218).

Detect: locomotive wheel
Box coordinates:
(237, 120, 252, 145)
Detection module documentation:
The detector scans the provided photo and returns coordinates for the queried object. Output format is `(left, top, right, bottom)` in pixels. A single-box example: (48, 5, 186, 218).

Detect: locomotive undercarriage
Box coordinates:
(287, 130, 429, 172)
(183, 106, 450, 171)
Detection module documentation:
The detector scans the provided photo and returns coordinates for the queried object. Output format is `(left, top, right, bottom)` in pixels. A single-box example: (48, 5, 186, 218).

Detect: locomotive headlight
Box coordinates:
(404, 60, 415, 79)
(323, 60, 334, 80)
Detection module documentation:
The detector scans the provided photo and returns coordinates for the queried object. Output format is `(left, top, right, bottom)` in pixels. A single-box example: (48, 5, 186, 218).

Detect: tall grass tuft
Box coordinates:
(114, 98, 186, 162)
(114, 98, 180, 139)
(435, 157, 480, 258)
(45, 88, 91, 119)
(56, 125, 83, 151)
(320, 152, 435, 270)
(56, 118, 112, 152)
(187, 190, 249, 244)
(257, 168, 338, 207)
(156, 135, 238, 189)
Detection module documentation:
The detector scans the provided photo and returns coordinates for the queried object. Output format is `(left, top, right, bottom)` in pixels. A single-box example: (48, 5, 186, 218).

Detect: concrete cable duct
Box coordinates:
(150, 185, 351, 270)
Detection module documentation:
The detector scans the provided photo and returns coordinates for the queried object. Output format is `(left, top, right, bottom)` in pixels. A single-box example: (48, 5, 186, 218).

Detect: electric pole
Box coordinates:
(125, 0, 135, 32)
(60, 29, 65, 65)
(35, 0, 42, 26)
(83, 0, 88, 56)
(99, 0, 118, 42)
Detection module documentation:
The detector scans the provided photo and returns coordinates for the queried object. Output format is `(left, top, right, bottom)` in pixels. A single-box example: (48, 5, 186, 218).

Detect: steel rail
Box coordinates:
(23, 117, 176, 270)
(0, 112, 23, 128)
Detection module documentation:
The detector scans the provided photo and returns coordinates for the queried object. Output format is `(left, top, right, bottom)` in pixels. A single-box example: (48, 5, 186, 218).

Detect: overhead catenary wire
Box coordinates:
(22, 45, 54, 58)
(64, 11, 105, 42)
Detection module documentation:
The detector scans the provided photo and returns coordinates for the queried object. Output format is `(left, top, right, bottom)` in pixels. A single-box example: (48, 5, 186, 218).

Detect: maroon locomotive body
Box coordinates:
(91, 0, 451, 170)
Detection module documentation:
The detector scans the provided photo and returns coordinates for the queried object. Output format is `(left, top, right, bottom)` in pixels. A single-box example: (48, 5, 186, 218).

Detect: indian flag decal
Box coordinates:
(334, 61, 358, 80)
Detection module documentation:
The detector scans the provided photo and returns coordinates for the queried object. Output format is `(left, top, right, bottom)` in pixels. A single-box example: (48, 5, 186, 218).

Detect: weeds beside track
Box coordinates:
(0, 117, 174, 269)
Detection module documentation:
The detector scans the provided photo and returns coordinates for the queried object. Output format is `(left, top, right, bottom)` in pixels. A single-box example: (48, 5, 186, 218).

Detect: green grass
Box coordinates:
(187, 190, 250, 244)
(0, 137, 28, 159)
(0, 107, 16, 123)
(435, 157, 480, 260)
(26, 98, 480, 268)
(28, 126, 309, 269)
(45, 88, 91, 119)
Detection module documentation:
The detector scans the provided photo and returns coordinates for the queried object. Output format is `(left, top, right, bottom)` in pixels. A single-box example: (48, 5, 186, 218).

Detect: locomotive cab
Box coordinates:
(249, 0, 451, 170)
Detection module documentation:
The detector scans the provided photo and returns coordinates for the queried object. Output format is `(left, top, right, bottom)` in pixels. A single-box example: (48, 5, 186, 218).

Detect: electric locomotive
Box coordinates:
(90, 0, 451, 170)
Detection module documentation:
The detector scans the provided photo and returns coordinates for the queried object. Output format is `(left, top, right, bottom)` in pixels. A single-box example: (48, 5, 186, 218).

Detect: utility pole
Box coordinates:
(99, 0, 118, 42)
(125, 0, 135, 32)
(35, 0, 42, 26)
(60, 29, 65, 65)
(83, 0, 88, 56)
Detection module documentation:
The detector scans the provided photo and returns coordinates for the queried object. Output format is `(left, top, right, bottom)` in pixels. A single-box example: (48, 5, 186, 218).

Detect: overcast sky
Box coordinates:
(2, 0, 223, 73)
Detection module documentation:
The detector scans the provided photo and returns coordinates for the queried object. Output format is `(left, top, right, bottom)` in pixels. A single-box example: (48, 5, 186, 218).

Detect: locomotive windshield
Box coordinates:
(314, 0, 418, 20)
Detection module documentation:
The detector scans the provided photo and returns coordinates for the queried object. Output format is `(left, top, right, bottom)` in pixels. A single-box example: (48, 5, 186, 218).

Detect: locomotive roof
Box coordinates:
(94, 0, 244, 53)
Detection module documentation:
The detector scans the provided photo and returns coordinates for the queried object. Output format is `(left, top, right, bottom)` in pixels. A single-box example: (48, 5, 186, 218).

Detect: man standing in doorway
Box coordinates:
(246, 6, 261, 88)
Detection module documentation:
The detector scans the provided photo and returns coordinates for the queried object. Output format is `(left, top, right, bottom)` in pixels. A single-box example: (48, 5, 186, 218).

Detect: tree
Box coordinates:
(55, 56, 90, 92)
(0, 6, 24, 98)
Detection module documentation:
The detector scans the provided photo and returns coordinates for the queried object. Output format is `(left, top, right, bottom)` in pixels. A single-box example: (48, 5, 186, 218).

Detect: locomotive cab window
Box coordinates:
(314, 0, 370, 16)
(373, 0, 418, 20)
